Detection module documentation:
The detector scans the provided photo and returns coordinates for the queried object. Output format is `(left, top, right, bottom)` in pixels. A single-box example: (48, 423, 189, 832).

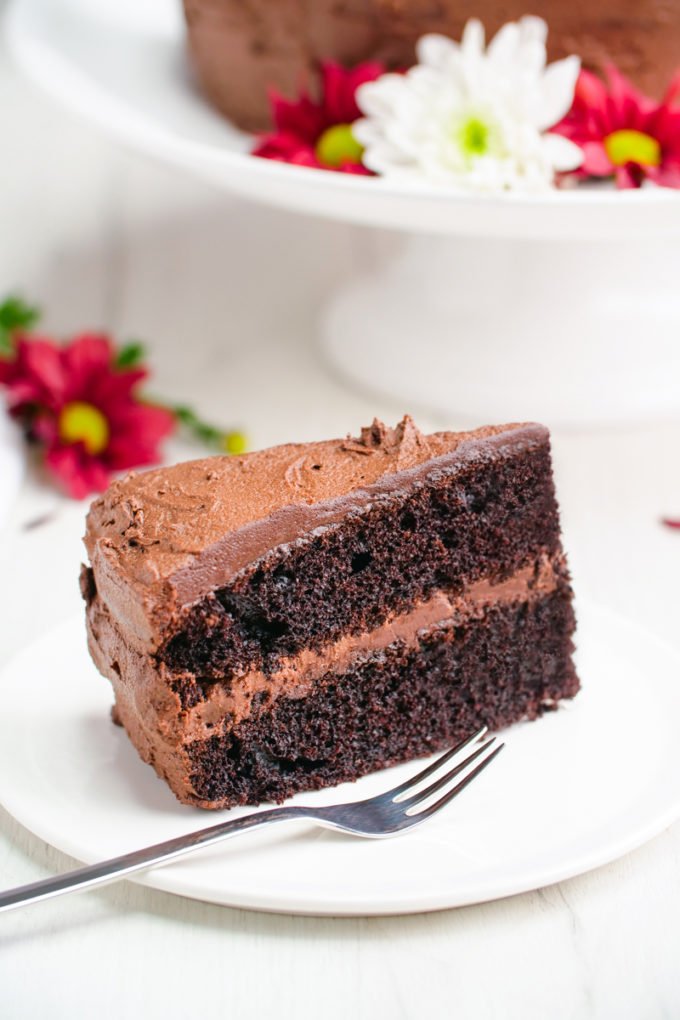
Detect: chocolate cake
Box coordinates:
(81, 418, 578, 809)
(182, 0, 680, 131)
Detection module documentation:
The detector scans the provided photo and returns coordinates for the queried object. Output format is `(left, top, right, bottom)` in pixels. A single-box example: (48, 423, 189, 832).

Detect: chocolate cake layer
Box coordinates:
(182, 0, 680, 131)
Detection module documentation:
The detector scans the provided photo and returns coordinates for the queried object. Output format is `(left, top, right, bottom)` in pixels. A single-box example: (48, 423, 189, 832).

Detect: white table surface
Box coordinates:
(1, 12, 679, 1019)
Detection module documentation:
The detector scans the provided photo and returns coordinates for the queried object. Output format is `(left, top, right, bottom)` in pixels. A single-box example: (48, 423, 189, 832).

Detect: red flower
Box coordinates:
(0, 334, 174, 498)
(553, 66, 680, 189)
(252, 61, 385, 173)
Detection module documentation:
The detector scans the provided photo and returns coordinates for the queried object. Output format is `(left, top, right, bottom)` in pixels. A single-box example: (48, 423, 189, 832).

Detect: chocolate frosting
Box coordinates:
(183, 0, 680, 130)
(85, 418, 546, 649)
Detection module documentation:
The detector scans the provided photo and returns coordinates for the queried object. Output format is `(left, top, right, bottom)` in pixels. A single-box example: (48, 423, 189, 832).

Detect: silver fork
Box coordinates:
(0, 727, 502, 913)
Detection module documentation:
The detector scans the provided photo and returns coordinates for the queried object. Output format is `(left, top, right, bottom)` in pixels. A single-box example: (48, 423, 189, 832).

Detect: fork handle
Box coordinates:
(0, 804, 312, 914)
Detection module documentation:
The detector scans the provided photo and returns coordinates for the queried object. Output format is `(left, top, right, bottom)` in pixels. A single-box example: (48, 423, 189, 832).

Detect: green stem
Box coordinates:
(172, 404, 247, 454)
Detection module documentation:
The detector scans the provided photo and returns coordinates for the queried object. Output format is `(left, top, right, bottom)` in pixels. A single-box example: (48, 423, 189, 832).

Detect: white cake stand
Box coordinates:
(7, 0, 680, 425)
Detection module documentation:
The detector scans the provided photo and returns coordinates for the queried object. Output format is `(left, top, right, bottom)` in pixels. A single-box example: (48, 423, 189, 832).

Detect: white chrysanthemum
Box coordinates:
(353, 17, 583, 192)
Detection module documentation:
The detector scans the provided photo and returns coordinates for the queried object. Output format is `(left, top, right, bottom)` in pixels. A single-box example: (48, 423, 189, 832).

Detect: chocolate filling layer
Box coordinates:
(182, 554, 562, 734)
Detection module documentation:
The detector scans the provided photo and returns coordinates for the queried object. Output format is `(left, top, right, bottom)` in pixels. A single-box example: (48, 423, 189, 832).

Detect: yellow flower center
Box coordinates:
(448, 109, 506, 165)
(58, 401, 110, 455)
(604, 129, 662, 167)
(222, 431, 248, 455)
(315, 124, 364, 168)
(459, 117, 491, 156)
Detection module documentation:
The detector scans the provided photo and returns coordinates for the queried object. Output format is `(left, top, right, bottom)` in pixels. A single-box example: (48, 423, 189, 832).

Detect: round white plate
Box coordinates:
(0, 603, 679, 915)
(6, 0, 680, 239)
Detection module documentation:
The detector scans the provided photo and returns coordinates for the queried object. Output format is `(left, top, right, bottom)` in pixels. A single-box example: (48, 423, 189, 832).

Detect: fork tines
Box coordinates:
(393, 727, 504, 818)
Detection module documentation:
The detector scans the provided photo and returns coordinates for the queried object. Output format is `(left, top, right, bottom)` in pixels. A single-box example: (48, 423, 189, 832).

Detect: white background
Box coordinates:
(0, 3, 679, 1017)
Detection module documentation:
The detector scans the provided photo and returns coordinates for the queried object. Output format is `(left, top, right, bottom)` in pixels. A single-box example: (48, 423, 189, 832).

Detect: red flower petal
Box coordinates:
(104, 404, 175, 469)
(580, 141, 615, 176)
(321, 62, 355, 124)
(7, 336, 67, 410)
(61, 333, 113, 379)
(321, 60, 384, 124)
(252, 132, 322, 165)
(269, 89, 326, 142)
(604, 64, 652, 124)
(648, 163, 680, 188)
(338, 160, 374, 176)
(575, 69, 611, 118)
(30, 407, 59, 445)
(652, 105, 680, 149)
(615, 164, 642, 189)
(90, 365, 148, 407)
(44, 443, 112, 500)
(663, 71, 680, 106)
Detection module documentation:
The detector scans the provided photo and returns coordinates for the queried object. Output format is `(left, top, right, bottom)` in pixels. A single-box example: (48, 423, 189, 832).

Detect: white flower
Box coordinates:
(353, 17, 583, 192)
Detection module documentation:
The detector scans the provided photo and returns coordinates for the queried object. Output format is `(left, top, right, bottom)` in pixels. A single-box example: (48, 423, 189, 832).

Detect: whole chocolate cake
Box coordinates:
(182, 0, 680, 130)
(81, 418, 578, 809)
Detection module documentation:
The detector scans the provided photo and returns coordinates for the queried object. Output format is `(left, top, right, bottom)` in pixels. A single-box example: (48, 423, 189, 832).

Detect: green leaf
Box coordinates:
(0, 295, 41, 331)
(114, 340, 147, 368)
(0, 295, 41, 356)
(173, 405, 199, 429)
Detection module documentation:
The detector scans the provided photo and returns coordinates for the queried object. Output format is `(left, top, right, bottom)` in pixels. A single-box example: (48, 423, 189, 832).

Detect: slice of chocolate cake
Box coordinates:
(81, 417, 578, 809)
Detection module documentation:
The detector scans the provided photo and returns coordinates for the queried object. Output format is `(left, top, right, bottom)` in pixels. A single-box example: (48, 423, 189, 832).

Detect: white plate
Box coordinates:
(5, 0, 680, 239)
(0, 603, 679, 916)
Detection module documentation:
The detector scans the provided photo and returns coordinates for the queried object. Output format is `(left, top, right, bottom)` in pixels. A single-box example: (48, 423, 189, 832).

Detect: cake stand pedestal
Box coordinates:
(320, 232, 680, 427)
